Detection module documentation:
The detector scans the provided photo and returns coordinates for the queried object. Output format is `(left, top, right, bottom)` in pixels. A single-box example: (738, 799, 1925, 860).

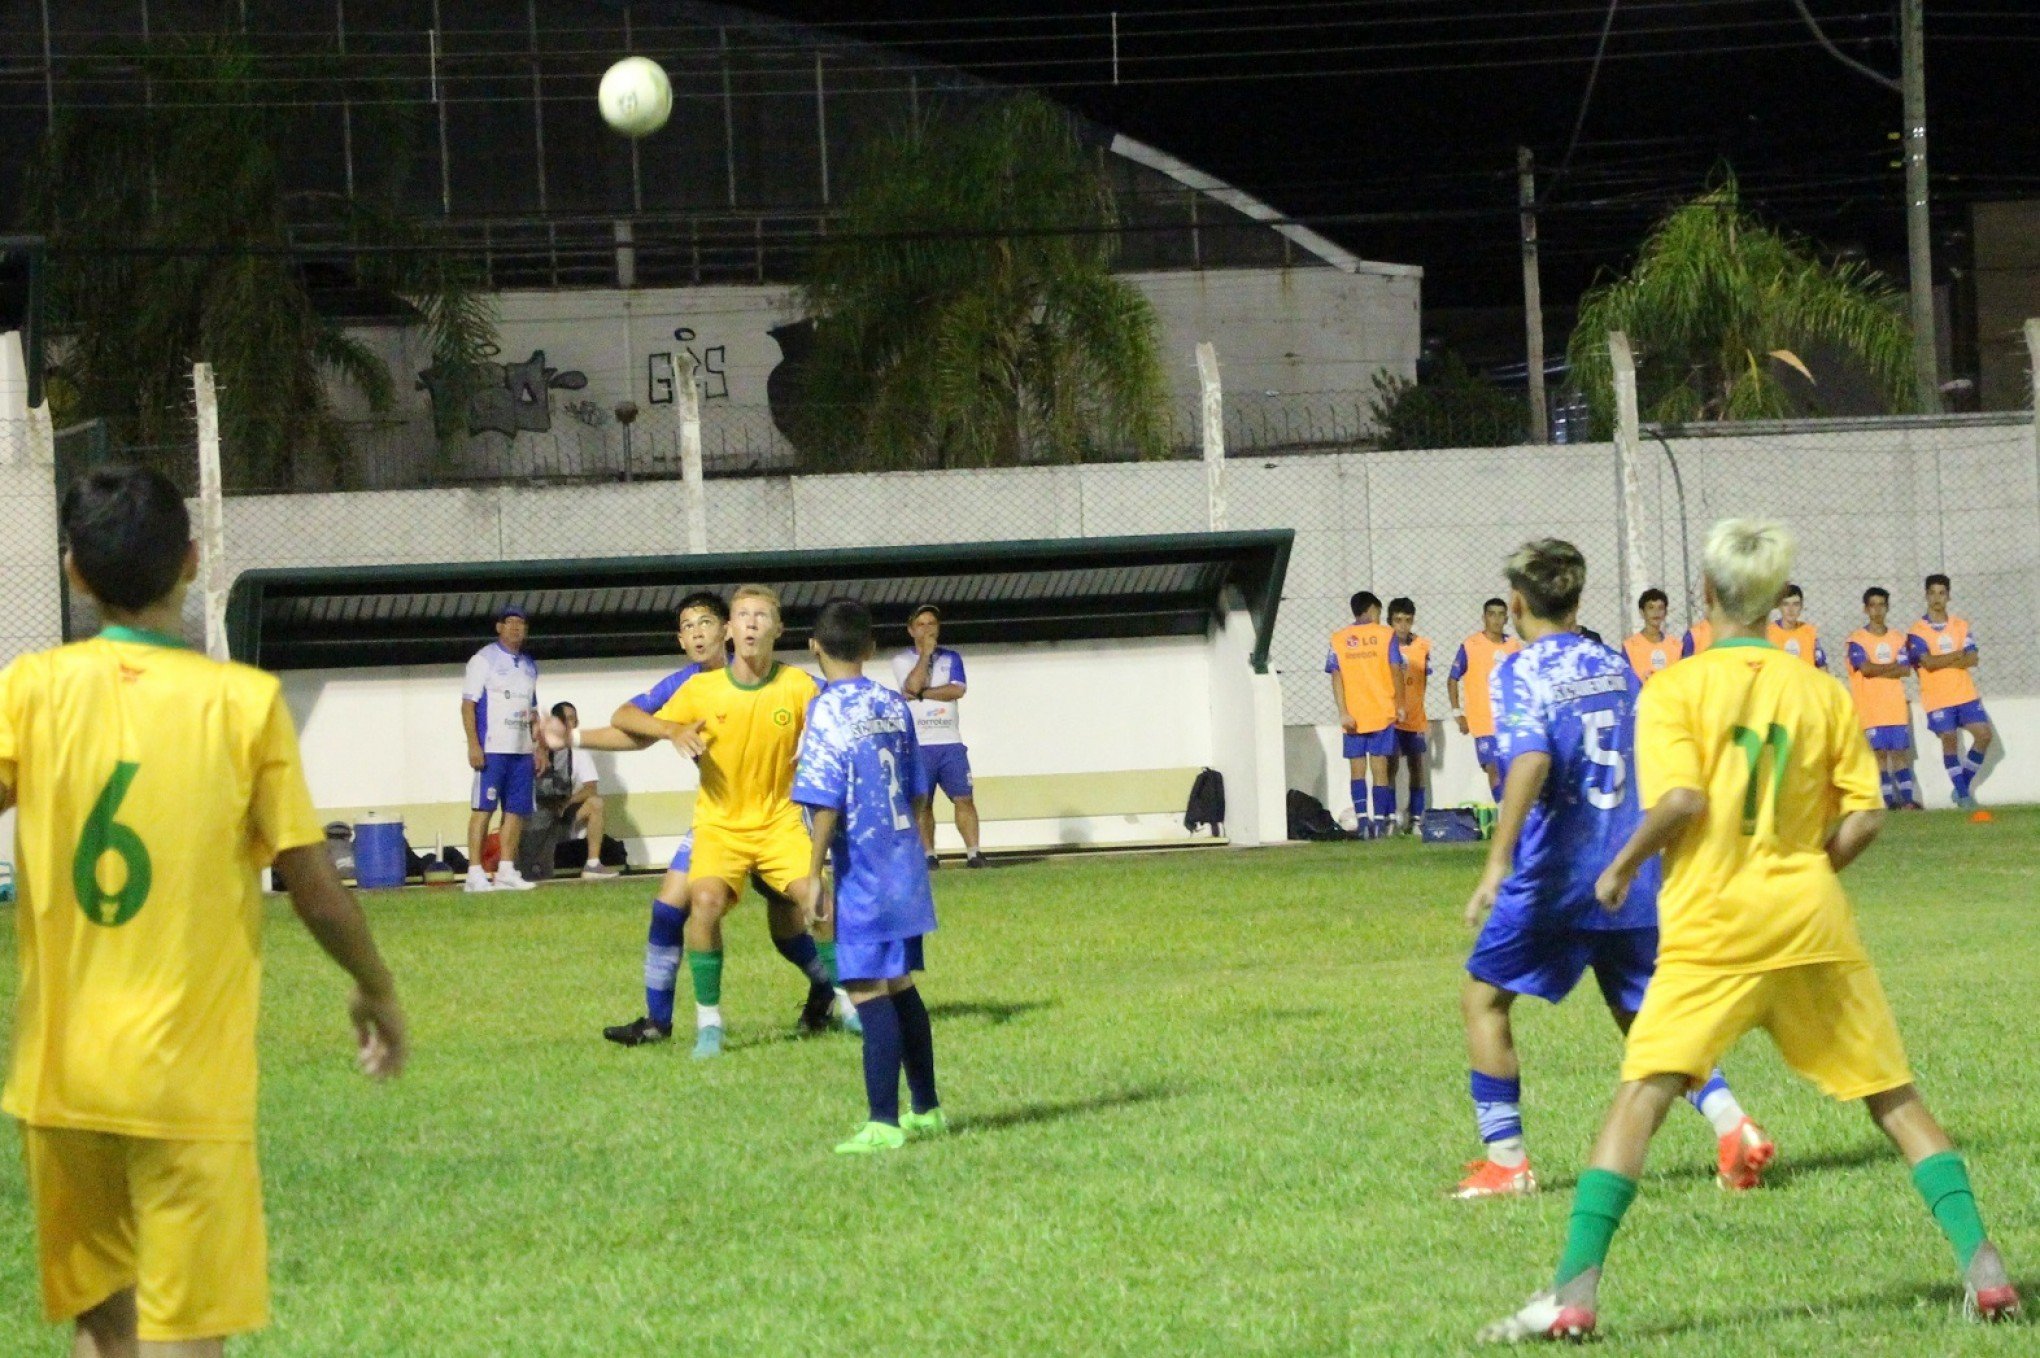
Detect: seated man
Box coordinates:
(521, 702, 618, 880)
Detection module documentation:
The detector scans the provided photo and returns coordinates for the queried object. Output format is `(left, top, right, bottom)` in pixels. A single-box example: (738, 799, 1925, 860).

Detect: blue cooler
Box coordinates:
(352, 817, 409, 889)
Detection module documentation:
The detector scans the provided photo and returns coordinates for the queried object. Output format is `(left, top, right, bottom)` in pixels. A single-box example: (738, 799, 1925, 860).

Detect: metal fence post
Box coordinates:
(193, 363, 229, 660)
(1608, 330, 1646, 618)
(678, 350, 708, 555)
(1196, 341, 1226, 531)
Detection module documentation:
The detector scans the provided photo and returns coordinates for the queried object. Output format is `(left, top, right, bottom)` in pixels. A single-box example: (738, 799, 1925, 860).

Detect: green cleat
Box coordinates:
(900, 1108, 949, 1140)
(691, 1024, 724, 1060)
(833, 1121, 906, 1155)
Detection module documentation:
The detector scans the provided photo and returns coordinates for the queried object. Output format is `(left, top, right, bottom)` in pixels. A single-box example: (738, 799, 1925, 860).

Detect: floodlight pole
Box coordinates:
(1787, 0, 1938, 411)
(1519, 147, 1549, 443)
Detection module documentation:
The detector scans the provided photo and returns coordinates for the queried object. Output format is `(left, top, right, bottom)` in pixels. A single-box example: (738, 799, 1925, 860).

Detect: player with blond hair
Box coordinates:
(1478, 519, 2019, 1343)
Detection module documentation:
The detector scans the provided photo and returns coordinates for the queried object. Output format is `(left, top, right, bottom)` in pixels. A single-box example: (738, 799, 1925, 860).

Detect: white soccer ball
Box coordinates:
(599, 57, 672, 138)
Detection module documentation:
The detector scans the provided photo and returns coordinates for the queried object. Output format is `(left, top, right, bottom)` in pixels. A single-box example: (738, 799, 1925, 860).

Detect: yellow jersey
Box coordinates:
(654, 662, 820, 832)
(0, 628, 323, 1140)
(1635, 637, 1882, 975)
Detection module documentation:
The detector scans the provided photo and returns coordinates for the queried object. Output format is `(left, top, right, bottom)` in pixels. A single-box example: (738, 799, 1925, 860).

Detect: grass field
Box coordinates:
(1, 810, 2036, 1354)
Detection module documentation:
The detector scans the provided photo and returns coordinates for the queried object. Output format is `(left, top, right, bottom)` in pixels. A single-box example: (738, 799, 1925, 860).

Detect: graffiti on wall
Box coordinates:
(648, 326, 729, 404)
(418, 349, 589, 438)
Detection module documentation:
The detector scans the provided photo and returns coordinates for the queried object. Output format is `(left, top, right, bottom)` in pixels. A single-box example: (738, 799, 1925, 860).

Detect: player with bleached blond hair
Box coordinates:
(1478, 519, 2019, 1343)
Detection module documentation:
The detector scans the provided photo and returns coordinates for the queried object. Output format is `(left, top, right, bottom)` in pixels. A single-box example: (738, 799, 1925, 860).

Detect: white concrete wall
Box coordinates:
(0, 413, 63, 668)
(281, 629, 1276, 859)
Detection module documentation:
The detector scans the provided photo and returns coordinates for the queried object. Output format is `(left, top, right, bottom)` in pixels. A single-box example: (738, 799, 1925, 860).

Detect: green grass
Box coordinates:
(2, 811, 2037, 1354)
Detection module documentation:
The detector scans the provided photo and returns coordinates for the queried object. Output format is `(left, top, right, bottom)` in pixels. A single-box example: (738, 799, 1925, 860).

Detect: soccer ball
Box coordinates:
(598, 57, 672, 138)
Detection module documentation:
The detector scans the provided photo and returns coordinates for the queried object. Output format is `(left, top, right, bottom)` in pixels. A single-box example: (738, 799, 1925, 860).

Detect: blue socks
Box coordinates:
(1409, 787, 1427, 818)
(1894, 768, 1918, 806)
(645, 899, 687, 1029)
(891, 985, 940, 1114)
(774, 931, 834, 991)
(1879, 772, 1899, 809)
(1471, 1071, 1523, 1144)
(1686, 1067, 1747, 1135)
(1371, 784, 1395, 827)
(1946, 752, 1973, 801)
(1350, 779, 1367, 825)
(854, 996, 903, 1125)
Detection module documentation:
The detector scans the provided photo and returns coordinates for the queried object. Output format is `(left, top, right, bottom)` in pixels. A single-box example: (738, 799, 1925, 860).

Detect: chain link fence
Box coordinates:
(0, 419, 63, 667)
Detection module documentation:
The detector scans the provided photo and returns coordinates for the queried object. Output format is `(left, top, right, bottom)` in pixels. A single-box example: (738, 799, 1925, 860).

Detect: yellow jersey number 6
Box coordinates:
(73, 762, 152, 926)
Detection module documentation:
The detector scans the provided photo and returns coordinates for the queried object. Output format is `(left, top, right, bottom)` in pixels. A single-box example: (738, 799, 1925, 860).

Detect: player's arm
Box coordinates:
(1326, 650, 1356, 733)
(1463, 751, 1548, 928)
(1595, 787, 1706, 911)
(1598, 680, 1706, 909)
(272, 845, 407, 1079)
(922, 682, 965, 700)
(902, 647, 937, 699)
(1826, 810, 1884, 872)
(459, 699, 485, 770)
(800, 807, 839, 922)
(1447, 646, 1470, 733)
(1388, 638, 1407, 724)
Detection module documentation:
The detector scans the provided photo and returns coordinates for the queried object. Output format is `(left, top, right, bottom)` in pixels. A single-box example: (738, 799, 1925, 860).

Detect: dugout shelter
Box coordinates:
(231, 532, 1294, 860)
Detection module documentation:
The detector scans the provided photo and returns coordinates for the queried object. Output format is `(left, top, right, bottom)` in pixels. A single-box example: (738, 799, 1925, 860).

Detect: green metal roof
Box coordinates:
(227, 531, 1293, 674)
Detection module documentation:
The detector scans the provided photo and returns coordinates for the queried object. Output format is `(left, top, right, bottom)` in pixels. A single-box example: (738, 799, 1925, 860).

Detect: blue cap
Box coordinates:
(497, 603, 529, 622)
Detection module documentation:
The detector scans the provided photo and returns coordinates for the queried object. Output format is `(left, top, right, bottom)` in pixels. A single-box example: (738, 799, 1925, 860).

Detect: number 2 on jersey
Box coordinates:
(875, 748, 915, 832)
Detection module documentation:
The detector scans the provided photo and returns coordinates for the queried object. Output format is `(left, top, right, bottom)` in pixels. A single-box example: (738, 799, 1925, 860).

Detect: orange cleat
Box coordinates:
(1455, 1157, 1539, 1200)
(1717, 1116, 1776, 1190)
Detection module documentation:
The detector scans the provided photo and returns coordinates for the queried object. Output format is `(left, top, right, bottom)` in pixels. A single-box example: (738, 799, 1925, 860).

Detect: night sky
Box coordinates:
(760, 1, 2036, 312)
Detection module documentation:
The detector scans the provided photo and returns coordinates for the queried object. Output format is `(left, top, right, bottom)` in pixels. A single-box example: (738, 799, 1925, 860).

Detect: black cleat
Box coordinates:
(925, 852, 941, 872)
(799, 984, 835, 1035)
(966, 852, 988, 869)
(602, 1015, 672, 1047)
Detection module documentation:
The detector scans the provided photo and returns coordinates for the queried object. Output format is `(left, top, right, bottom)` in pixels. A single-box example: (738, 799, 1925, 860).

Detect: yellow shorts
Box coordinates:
(21, 1125, 269, 1342)
(690, 817, 812, 896)
(1621, 961, 1913, 1101)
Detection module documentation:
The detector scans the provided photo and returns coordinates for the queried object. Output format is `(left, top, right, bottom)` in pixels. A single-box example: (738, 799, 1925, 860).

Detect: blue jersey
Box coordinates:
(791, 676, 937, 948)
(1489, 632, 1657, 931)
(628, 661, 706, 715)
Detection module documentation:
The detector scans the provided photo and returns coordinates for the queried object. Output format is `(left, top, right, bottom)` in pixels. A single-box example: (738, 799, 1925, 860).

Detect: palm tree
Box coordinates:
(1567, 176, 1918, 436)
(26, 31, 495, 490)
(793, 94, 1168, 471)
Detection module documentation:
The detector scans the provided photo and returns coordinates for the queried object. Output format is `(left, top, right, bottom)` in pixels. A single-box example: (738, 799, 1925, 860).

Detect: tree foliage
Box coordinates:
(1567, 176, 1918, 436)
(26, 30, 496, 489)
(1366, 354, 1530, 450)
(794, 95, 1169, 470)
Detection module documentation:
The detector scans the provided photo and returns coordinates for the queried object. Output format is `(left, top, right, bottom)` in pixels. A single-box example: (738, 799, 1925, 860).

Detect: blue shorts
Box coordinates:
(836, 934, 925, 984)
(1926, 700, 1990, 735)
(920, 744, 974, 800)
(1865, 725, 1911, 753)
(473, 752, 535, 817)
(668, 831, 694, 874)
(1473, 736, 1501, 768)
(1343, 728, 1396, 759)
(1394, 729, 1428, 759)
(1467, 917, 1658, 1013)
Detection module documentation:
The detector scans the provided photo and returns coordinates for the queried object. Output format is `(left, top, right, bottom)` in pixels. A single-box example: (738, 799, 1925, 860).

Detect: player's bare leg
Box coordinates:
(1458, 979, 1535, 1198)
(683, 877, 738, 1057)
(1407, 751, 1429, 833)
(1962, 721, 1995, 818)
(579, 794, 617, 875)
(915, 799, 939, 868)
(491, 812, 535, 889)
(465, 807, 494, 891)
(73, 1287, 140, 1358)
(1866, 1084, 2021, 1321)
(952, 794, 986, 866)
(1477, 1074, 1682, 1344)
(1600, 1006, 1772, 1189)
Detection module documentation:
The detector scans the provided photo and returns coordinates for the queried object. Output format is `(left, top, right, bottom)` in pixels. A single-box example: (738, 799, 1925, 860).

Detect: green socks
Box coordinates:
(688, 949, 724, 1007)
(1555, 1169, 1638, 1288)
(817, 939, 838, 985)
(1912, 1151, 1988, 1269)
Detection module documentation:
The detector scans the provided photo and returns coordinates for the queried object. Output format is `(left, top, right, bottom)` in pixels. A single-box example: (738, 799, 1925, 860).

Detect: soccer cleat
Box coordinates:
(1964, 1242, 2022, 1323)
(463, 867, 494, 893)
(1455, 1158, 1539, 1200)
(833, 1121, 907, 1156)
(900, 1107, 949, 1140)
(492, 866, 538, 892)
(832, 989, 864, 1036)
(581, 861, 620, 878)
(691, 1024, 724, 1060)
(966, 852, 988, 869)
(602, 1015, 671, 1047)
(1475, 1274, 1598, 1345)
(925, 852, 941, 871)
(1716, 1116, 1776, 1190)
(1902, 801, 1926, 812)
(798, 985, 835, 1035)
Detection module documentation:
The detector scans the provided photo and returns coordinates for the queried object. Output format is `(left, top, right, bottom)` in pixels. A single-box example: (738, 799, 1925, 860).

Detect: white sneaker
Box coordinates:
(492, 866, 538, 891)
(463, 868, 495, 893)
(581, 861, 620, 879)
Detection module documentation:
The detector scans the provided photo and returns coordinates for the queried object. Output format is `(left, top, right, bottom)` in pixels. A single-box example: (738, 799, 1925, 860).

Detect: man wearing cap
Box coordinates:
(893, 605, 986, 869)
(461, 604, 541, 892)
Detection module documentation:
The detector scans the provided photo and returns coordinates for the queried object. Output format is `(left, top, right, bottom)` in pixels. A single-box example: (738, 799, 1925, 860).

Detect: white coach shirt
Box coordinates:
(891, 647, 967, 747)
(462, 642, 539, 755)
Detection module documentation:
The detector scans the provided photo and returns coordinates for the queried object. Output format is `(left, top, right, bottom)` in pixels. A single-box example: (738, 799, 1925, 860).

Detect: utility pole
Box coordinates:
(1900, 0, 1938, 410)
(1519, 147, 1549, 443)
(1788, 0, 1939, 411)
